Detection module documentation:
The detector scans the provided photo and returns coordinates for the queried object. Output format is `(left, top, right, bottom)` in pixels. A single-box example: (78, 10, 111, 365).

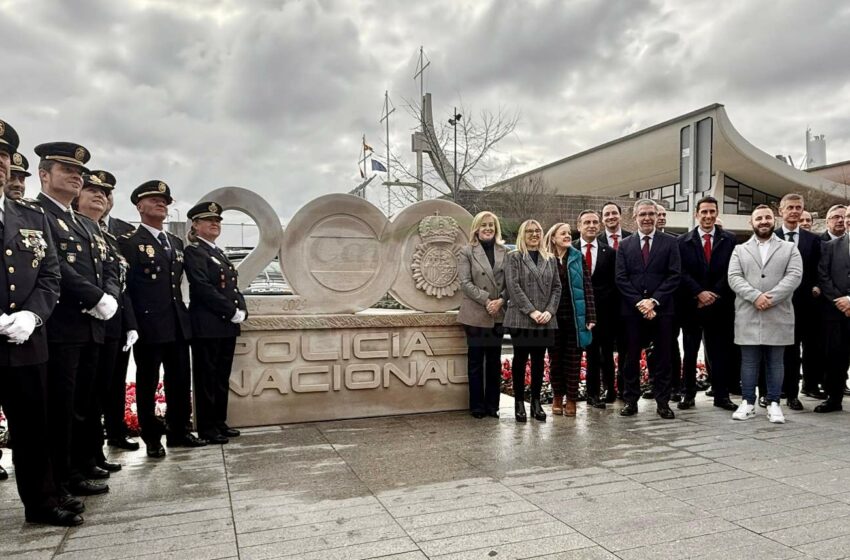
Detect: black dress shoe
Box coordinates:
(58, 494, 85, 514)
(97, 460, 122, 473)
(814, 400, 843, 413)
(68, 479, 109, 496)
(0, 465, 7, 481)
(677, 398, 695, 410)
(620, 402, 638, 416)
(515, 401, 527, 423)
(108, 437, 140, 451)
(787, 397, 804, 411)
(803, 387, 828, 399)
(604, 391, 617, 404)
(705, 387, 714, 397)
(485, 409, 500, 418)
(657, 405, 675, 419)
(470, 410, 486, 419)
(218, 425, 241, 438)
(713, 399, 739, 412)
(669, 392, 682, 403)
(586, 396, 606, 410)
(758, 396, 768, 408)
(26, 506, 84, 527)
(83, 466, 110, 480)
(641, 388, 655, 400)
(530, 399, 547, 422)
(205, 433, 230, 444)
(166, 433, 208, 447)
(146, 443, 166, 458)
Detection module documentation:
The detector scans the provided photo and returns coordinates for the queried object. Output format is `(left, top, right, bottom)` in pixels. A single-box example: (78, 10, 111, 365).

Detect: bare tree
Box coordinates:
(385, 95, 519, 205)
(464, 175, 557, 242)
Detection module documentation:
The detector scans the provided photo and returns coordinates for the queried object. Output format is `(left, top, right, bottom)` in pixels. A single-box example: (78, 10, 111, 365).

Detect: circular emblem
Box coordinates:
(209, 203, 219, 213)
(157, 182, 167, 193)
(12, 153, 22, 165)
(416, 246, 458, 288)
(97, 171, 106, 181)
(74, 147, 86, 161)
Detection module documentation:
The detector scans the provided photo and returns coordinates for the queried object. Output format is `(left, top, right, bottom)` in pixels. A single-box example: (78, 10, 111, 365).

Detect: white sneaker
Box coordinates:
(767, 402, 785, 424)
(732, 401, 756, 421)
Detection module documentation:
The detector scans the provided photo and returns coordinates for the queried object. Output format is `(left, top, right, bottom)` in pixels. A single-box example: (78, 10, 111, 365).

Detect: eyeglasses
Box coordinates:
(525, 229, 542, 235)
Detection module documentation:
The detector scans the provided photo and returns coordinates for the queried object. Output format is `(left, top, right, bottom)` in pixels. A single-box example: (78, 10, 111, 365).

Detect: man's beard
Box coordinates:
(753, 224, 775, 240)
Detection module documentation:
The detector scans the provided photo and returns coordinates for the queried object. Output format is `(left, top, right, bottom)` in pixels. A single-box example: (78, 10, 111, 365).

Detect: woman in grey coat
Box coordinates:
(728, 205, 802, 423)
(457, 211, 508, 419)
(504, 219, 562, 422)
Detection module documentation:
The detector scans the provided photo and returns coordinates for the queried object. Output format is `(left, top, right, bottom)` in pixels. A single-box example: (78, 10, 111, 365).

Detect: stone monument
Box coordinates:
(192, 188, 473, 426)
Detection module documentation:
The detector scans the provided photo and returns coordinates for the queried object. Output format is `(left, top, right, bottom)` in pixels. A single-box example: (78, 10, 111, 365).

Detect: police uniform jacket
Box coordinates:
(102, 230, 138, 340)
(107, 216, 135, 237)
(37, 193, 120, 344)
(119, 226, 191, 344)
(0, 197, 61, 366)
(184, 239, 246, 338)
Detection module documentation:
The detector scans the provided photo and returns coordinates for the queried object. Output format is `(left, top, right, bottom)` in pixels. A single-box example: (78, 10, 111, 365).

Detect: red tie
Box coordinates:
(703, 233, 712, 264)
(642, 236, 651, 265)
(585, 243, 593, 272)
(611, 234, 619, 250)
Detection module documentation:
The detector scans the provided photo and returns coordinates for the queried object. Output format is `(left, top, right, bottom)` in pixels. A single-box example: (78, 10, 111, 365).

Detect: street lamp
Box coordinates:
(448, 109, 462, 193)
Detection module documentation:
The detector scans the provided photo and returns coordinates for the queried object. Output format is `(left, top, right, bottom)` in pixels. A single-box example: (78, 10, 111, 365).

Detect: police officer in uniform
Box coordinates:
(119, 181, 206, 458)
(184, 202, 246, 444)
(35, 142, 119, 498)
(3, 151, 30, 200)
(0, 120, 82, 526)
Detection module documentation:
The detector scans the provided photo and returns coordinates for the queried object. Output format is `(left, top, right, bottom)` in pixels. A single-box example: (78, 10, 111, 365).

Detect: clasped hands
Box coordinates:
(754, 293, 773, 311)
(0, 311, 38, 344)
(85, 294, 118, 321)
(834, 297, 850, 317)
(485, 298, 504, 317)
(696, 290, 719, 309)
(636, 298, 656, 320)
(529, 310, 552, 325)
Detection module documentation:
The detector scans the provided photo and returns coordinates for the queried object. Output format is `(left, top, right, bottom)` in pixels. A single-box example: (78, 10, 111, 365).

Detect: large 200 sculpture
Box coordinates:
(195, 188, 473, 426)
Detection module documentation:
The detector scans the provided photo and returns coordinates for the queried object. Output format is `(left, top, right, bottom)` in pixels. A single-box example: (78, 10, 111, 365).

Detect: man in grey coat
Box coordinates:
(728, 205, 802, 424)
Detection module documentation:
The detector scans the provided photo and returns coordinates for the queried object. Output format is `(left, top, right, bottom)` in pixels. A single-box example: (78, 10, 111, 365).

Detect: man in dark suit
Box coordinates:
(815, 234, 850, 412)
(35, 142, 120, 499)
(0, 120, 82, 526)
(597, 201, 632, 249)
(821, 205, 845, 242)
(574, 209, 617, 407)
(764, 193, 822, 410)
(675, 196, 738, 411)
(184, 202, 247, 443)
(119, 180, 206, 458)
(615, 199, 681, 419)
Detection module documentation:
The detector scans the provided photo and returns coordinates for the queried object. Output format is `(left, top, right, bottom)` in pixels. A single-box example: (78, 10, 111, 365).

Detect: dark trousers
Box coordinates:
(133, 340, 192, 444)
(823, 318, 850, 402)
(549, 326, 582, 401)
(585, 320, 615, 400)
(192, 337, 237, 436)
(622, 314, 674, 405)
(47, 342, 100, 488)
(0, 363, 57, 512)
(511, 346, 547, 402)
(70, 343, 102, 480)
(681, 312, 735, 402)
(464, 326, 503, 414)
(104, 343, 132, 440)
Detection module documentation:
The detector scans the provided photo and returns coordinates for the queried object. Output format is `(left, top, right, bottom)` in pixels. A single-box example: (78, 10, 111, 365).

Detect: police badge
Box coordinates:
(57, 218, 70, 232)
(145, 245, 155, 258)
(19, 229, 48, 260)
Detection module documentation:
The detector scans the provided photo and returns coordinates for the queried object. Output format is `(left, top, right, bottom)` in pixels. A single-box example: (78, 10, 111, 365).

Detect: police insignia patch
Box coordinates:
(157, 182, 167, 192)
(209, 203, 218, 213)
(12, 153, 22, 165)
(74, 147, 86, 161)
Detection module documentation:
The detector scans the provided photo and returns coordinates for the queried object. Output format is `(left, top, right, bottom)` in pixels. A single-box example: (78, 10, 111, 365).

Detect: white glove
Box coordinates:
(95, 294, 119, 321)
(230, 309, 246, 324)
(123, 330, 139, 352)
(0, 313, 12, 334)
(3, 311, 38, 344)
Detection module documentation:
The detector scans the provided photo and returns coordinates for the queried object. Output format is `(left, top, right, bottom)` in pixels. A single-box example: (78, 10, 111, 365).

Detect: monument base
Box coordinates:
(227, 311, 469, 426)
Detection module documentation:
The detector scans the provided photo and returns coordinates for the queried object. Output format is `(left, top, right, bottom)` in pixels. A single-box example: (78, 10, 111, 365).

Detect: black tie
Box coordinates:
(157, 232, 172, 258)
(786, 231, 796, 243)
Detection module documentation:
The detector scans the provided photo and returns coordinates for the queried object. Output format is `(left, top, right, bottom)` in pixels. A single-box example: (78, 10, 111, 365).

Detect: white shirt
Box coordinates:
(198, 236, 218, 251)
(580, 238, 597, 274)
(140, 223, 168, 248)
(0, 193, 5, 224)
(41, 192, 76, 221)
(639, 229, 656, 251)
(828, 231, 844, 240)
(757, 236, 774, 265)
(606, 228, 623, 248)
(781, 225, 800, 246)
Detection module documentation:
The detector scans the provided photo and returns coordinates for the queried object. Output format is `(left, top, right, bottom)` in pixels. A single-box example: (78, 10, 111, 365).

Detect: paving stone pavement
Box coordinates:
(3, 392, 850, 559)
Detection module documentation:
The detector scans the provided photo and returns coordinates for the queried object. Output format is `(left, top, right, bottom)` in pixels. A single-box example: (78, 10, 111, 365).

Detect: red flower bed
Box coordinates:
(124, 381, 167, 437)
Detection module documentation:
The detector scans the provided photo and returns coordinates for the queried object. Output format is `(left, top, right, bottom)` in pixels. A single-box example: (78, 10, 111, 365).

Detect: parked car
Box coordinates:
(225, 249, 292, 296)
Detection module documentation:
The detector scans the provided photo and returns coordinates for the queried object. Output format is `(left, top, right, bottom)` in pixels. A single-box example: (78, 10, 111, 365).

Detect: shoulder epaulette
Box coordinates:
(13, 198, 45, 213)
(120, 231, 135, 239)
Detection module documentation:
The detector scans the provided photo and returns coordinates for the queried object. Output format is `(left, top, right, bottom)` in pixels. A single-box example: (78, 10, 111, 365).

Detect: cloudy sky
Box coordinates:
(3, 0, 849, 241)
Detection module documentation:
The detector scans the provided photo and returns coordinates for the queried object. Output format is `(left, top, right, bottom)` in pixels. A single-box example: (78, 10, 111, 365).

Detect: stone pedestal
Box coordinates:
(227, 311, 469, 426)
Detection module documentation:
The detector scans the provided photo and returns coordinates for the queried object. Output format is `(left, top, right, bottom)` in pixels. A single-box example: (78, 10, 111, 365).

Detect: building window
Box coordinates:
(636, 182, 689, 212)
(723, 176, 779, 215)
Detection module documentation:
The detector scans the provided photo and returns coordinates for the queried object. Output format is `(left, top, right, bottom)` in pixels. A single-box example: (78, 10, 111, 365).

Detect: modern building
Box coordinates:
(487, 104, 845, 232)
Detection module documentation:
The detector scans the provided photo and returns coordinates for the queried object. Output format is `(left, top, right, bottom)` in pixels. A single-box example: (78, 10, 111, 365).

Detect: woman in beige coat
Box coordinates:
(457, 211, 508, 418)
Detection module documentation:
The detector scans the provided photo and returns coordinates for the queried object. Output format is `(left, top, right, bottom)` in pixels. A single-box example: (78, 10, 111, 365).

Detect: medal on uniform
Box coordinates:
(145, 245, 155, 257)
(32, 259, 39, 268)
(67, 254, 76, 263)
(176, 250, 183, 263)
(19, 229, 47, 260)
(138, 244, 145, 252)
(76, 243, 82, 252)
(210, 256, 221, 265)
(57, 218, 69, 231)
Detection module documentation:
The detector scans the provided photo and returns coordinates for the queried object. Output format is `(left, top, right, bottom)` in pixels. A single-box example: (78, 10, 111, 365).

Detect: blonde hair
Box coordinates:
(515, 219, 550, 259)
(544, 222, 571, 257)
(468, 211, 505, 245)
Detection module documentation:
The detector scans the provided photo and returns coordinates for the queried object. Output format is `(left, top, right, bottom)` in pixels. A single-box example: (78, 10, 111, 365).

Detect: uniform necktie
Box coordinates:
(157, 232, 172, 258)
(585, 243, 593, 272)
(786, 231, 796, 243)
(703, 233, 712, 264)
(66, 209, 77, 225)
(642, 236, 651, 265)
(611, 234, 619, 250)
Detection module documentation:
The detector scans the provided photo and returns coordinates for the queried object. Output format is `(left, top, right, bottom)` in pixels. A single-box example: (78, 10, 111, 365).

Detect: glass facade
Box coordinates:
(635, 183, 689, 212)
(723, 176, 779, 215)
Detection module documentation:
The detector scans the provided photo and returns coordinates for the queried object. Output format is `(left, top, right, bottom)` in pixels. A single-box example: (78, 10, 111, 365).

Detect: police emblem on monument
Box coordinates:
(410, 214, 461, 299)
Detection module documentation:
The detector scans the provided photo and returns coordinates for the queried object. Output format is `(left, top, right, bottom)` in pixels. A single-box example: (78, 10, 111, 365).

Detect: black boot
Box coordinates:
(514, 401, 527, 423)
(530, 398, 547, 422)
